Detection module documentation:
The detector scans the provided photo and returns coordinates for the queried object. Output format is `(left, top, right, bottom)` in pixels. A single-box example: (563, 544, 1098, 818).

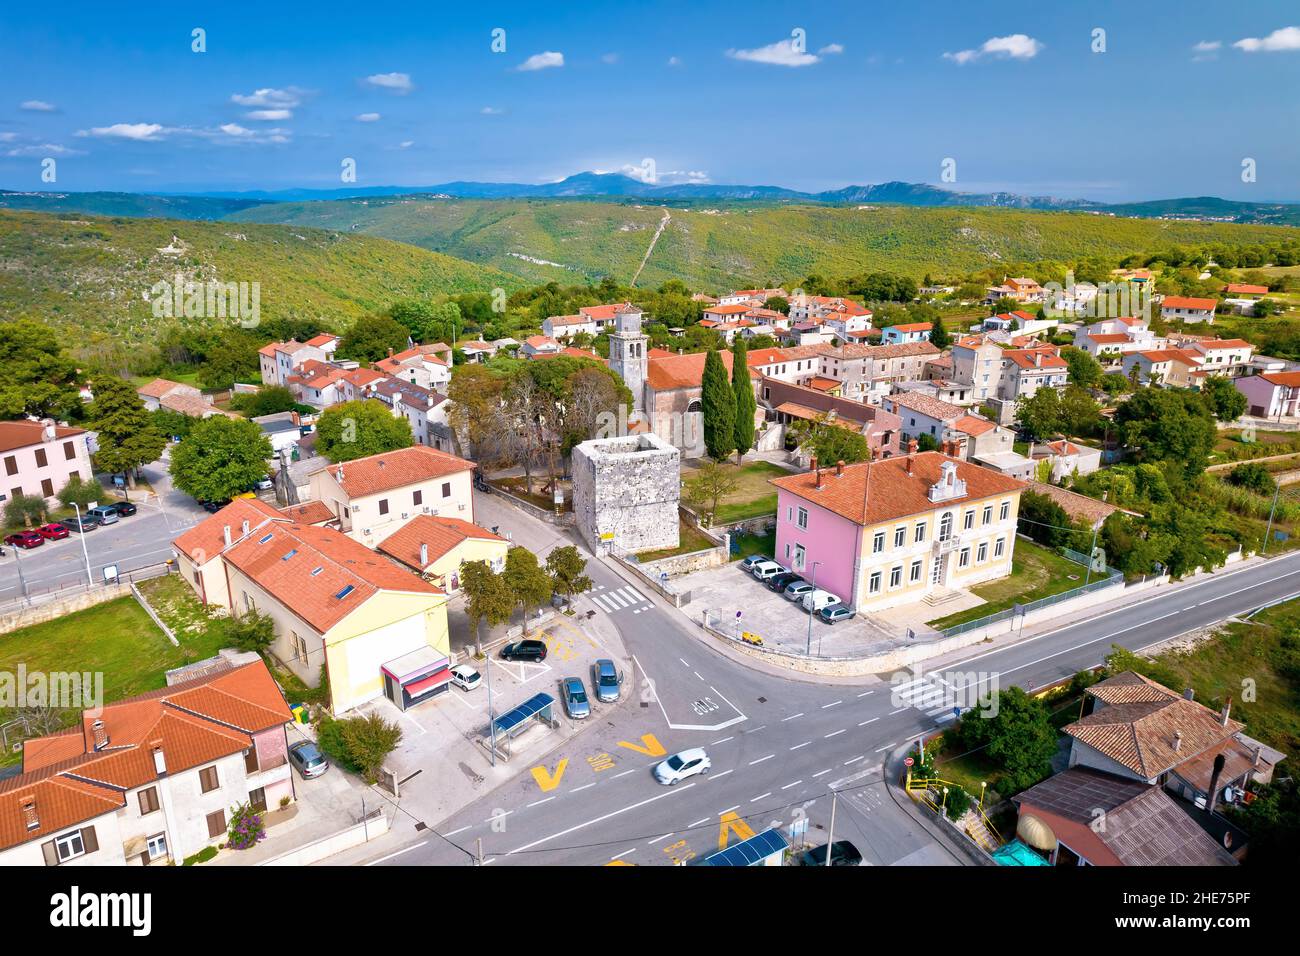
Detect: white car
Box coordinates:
(450, 664, 481, 691)
(653, 748, 711, 786)
(801, 588, 841, 614)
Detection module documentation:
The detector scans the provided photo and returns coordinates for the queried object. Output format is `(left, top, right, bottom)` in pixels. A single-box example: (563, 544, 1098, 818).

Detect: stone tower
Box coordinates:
(608, 303, 648, 412)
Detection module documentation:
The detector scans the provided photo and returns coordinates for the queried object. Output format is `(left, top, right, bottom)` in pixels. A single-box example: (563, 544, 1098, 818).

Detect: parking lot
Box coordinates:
(677, 559, 903, 656)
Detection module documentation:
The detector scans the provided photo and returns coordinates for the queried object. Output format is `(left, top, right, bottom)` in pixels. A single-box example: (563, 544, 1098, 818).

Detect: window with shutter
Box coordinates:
(138, 787, 160, 815)
(4, 456, 17, 476)
(64, 441, 75, 461)
(34, 448, 47, 468)
(199, 765, 219, 793)
(244, 749, 259, 774)
(206, 809, 226, 838)
(248, 787, 267, 812)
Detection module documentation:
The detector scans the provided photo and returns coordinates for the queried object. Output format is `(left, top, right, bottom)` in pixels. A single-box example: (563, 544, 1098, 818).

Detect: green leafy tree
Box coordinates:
(701, 349, 736, 461)
(315, 400, 413, 462)
(226, 609, 276, 654)
(1061, 346, 1103, 389)
(1015, 387, 1063, 440)
(790, 413, 871, 466)
(944, 785, 972, 821)
(0, 320, 82, 420)
(4, 493, 47, 530)
(1058, 385, 1102, 436)
(86, 376, 167, 487)
(169, 416, 273, 502)
(952, 686, 1058, 794)
(546, 545, 592, 605)
(1199, 376, 1248, 422)
(731, 339, 756, 462)
(763, 295, 789, 315)
(317, 714, 403, 784)
(1226, 461, 1275, 496)
(927, 317, 951, 351)
(460, 559, 515, 655)
(232, 385, 299, 418)
(916, 433, 940, 452)
(1114, 388, 1217, 476)
(502, 546, 553, 633)
(1017, 490, 1080, 548)
(56, 475, 104, 510)
(339, 314, 410, 363)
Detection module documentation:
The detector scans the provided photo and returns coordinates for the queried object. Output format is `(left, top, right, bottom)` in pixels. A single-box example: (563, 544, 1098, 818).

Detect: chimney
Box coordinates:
(1183, 687, 1194, 700)
(1253, 745, 1263, 768)
(387, 347, 394, 357)
(223, 525, 232, 547)
(91, 719, 108, 751)
(419, 542, 428, 566)
(241, 519, 250, 535)
(1172, 730, 1183, 752)
(1207, 752, 1227, 813)
(1221, 696, 1232, 727)
(836, 460, 844, 477)
(1034, 351, 1042, 367)
(152, 746, 166, 776)
(813, 457, 822, 489)
(21, 798, 37, 831)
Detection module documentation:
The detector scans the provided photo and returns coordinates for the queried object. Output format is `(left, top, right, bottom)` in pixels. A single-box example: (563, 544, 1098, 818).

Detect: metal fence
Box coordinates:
(938, 549, 1124, 639)
(0, 560, 174, 615)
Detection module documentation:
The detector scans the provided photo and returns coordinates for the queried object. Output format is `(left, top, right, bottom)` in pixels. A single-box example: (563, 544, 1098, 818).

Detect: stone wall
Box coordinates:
(0, 584, 132, 634)
(572, 433, 681, 555)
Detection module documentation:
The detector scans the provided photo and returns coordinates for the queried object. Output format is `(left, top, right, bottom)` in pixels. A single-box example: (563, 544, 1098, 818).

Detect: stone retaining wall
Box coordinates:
(0, 584, 132, 635)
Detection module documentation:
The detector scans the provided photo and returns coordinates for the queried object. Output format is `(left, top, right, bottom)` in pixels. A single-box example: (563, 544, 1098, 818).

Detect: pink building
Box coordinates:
(0, 419, 95, 504)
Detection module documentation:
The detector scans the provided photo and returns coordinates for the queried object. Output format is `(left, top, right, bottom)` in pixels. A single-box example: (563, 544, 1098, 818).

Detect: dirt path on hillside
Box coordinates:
(630, 208, 671, 286)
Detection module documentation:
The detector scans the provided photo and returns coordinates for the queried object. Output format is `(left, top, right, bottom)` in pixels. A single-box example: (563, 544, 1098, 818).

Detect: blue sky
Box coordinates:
(2, 1, 1300, 201)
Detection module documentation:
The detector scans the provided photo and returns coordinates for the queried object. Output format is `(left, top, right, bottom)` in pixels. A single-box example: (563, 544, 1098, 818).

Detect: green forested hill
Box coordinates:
(227, 197, 1300, 290)
(0, 210, 520, 354)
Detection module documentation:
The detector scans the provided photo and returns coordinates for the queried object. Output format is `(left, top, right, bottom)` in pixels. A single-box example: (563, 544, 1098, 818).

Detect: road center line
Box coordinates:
(609, 848, 635, 860)
(812, 769, 832, 777)
(712, 736, 734, 745)
(572, 783, 596, 792)
(821, 700, 842, 709)
(719, 805, 740, 815)
(790, 741, 811, 751)
(365, 841, 429, 865)
(712, 769, 733, 779)
(859, 717, 879, 726)
(874, 742, 897, 752)
(503, 781, 697, 856)
(749, 754, 775, 765)
(781, 780, 803, 790)
(824, 729, 847, 739)
(648, 832, 674, 844)
(527, 796, 555, 808)
(888, 707, 909, 715)
(782, 713, 804, 721)
(751, 792, 771, 802)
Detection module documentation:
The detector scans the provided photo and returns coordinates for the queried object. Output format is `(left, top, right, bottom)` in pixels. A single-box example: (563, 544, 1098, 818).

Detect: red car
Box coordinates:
(37, 522, 70, 541)
(4, 530, 44, 549)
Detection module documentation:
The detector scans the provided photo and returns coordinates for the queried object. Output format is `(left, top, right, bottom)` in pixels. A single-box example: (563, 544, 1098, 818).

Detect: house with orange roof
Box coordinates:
(377, 515, 508, 593)
(258, 339, 330, 387)
(542, 313, 599, 340)
(1121, 348, 1206, 388)
(338, 366, 388, 403)
(289, 359, 351, 409)
(458, 340, 496, 363)
(221, 521, 451, 713)
(578, 302, 637, 332)
(770, 448, 1026, 612)
(373, 345, 451, 391)
(1027, 438, 1103, 481)
(880, 322, 932, 345)
(999, 346, 1069, 400)
(718, 288, 787, 307)
(1235, 369, 1300, 419)
(0, 659, 293, 866)
(308, 444, 476, 547)
(521, 334, 563, 358)
(172, 498, 292, 608)
(1160, 295, 1218, 325)
(1187, 338, 1253, 377)
(305, 332, 340, 355)
(135, 378, 201, 412)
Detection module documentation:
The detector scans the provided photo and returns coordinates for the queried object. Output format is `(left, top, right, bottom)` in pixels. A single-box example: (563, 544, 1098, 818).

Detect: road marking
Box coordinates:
(781, 780, 803, 790)
(612, 769, 635, 779)
(812, 768, 832, 777)
(859, 717, 879, 727)
(688, 818, 709, 828)
(888, 706, 909, 715)
(824, 729, 846, 739)
(693, 671, 703, 681)
(749, 754, 775, 766)
(751, 792, 771, 802)
(444, 826, 469, 837)
(718, 811, 757, 849)
(679, 658, 690, 667)
(529, 758, 569, 792)
(844, 755, 865, 765)
(790, 741, 811, 751)
(527, 796, 555, 808)
(781, 713, 804, 722)
(743, 724, 767, 734)
(648, 833, 674, 844)
(821, 700, 842, 709)
(572, 783, 596, 793)
(874, 742, 897, 752)
(712, 769, 733, 780)
(857, 690, 875, 698)
(609, 848, 635, 861)
(719, 805, 740, 815)
(712, 736, 734, 745)
(617, 733, 667, 757)
(365, 841, 428, 865)
(502, 780, 698, 857)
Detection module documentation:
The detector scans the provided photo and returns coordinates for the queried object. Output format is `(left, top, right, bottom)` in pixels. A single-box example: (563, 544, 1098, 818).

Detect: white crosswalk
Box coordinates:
(890, 675, 966, 724)
(588, 583, 654, 615)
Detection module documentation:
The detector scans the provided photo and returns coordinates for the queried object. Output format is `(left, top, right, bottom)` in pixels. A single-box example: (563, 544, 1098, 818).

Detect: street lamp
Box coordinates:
(980, 780, 987, 809)
(71, 502, 95, 588)
(805, 560, 821, 656)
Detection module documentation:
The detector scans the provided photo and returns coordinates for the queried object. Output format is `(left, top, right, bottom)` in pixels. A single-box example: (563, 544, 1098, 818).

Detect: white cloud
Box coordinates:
(5, 142, 83, 157)
(601, 53, 620, 64)
(944, 33, 1043, 65)
(230, 87, 303, 108)
(245, 109, 292, 121)
(1192, 40, 1221, 62)
(666, 56, 682, 67)
(363, 72, 414, 93)
(517, 51, 564, 71)
(818, 44, 844, 55)
(480, 106, 504, 115)
(387, 140, 414, 151)
(726, 38, 822, 67)
(77, 122, 166, 141)
(355, 112, 382, 122)
(20, 100, 57, 112)
(659, 169, 710, 185)
(0, 133, 16, 142)
(1234, 26, 1300, 52)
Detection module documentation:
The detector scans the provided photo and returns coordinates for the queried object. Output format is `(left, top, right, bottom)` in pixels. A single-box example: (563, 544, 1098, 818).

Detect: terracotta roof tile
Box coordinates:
(322, 445, 473, 498)
(0, 420, 86, 455)
(172, 498, 286, 563)
(1162, 295, 1218, 310)
(377, 515, 506, 570)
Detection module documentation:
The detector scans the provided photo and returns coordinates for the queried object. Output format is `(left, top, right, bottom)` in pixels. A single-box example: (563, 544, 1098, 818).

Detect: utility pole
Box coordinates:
(1263, 481, 1282, 555)
(1083, 521, 1100, 586)
(824, 788, 838, 867)
(71, 502, 95, 588)
(805, 561, 820, 656)
(486, 652, 497, 767)
(476, 836, 484, 867)
(10, 540, 30, 604)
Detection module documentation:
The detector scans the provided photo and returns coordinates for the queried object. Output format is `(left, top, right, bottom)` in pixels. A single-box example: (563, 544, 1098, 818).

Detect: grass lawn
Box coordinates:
(926, 541, 1089, 630)
(729, 529, 776, 563)
(1211, 429, 1300, 465)
(635, 520, 719, 562)
(0, 589, 233, 766)
(489, 476, 573, 513)
(682, 459, 786, 523)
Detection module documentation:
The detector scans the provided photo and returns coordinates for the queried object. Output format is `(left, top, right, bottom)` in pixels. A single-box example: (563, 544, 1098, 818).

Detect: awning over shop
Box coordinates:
(406, 669, 453, 697)
(382, 645, 450, 685)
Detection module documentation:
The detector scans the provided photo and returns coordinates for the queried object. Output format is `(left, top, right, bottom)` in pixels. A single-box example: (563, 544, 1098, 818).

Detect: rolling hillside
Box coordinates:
(229, 197, 1300, 290)
(0, 210, 520, 347)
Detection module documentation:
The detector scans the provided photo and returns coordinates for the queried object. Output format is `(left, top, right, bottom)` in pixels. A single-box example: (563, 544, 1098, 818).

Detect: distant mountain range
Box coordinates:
(3, 172, 1299, 225)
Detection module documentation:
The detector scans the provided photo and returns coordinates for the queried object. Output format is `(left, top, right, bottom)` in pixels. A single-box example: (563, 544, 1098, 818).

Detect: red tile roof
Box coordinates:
(1261, 371, 1300, 388)
(646, 350, 738, 391)
(953, 415, 998, 437)
(0, 420, 86, 454)
(1162, 295, 1217, 310)
(889, 322, 933, 333)
(279, 500, 335, 524)
(172, 498, 286, 563)
(322, 445, 474, 498)
(770, 452, 1026, 527)
(305, 333, 339, 347)
(137, 378, 189, 399)
(377, 515, 507, 570)
(1225, 283, 1268, 295)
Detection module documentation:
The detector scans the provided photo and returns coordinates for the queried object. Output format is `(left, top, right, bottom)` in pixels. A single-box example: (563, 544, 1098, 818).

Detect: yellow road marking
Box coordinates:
(587, 752, 617, 772)
(617, 733, 667, 757)
(718, 811, 755, 850)
(530, 758, 569, 792)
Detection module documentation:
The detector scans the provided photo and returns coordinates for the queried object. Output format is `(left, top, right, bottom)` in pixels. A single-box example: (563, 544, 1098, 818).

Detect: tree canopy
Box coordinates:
(701, 349, 736, 461)
(315, 400, 414, 462)
(169, 416, 273, 502)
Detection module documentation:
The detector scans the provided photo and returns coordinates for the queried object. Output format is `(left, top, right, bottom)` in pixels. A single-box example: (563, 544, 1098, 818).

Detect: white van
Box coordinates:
(751, 561, 788, 581)
(801, 589, 841, 613)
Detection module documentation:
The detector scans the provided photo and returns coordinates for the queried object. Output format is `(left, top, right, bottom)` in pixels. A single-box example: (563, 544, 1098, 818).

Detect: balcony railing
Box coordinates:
(934, 534, 961, 554)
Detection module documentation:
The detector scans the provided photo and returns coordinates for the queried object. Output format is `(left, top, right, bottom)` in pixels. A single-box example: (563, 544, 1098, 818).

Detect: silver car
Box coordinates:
(591, 659, 623, 703)
(562, 676, 590, 719)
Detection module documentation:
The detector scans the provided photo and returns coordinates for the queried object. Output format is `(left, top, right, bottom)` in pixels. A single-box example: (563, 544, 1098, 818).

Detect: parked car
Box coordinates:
(110, 501, 137, 517)
(750, 561, 788, 582)
(62, 514, 99, 533)
(561, 676, 590, 720)
(86, 505, 119, 526)
(653, 748, 711, 786)
(819, 603, 854, 625)
(450, 664, 481, 691)
(797, 840, 863, 867)
(499, 639, 548, 662)
(253, 476, 274, 491)
(4, 530, 44, 549)
(287, 740, 329, 779)
(591, 659, 623, 703)
(36, 522, 69, 541)
(739, 554, 768, 572)
(766, 571, 802, 593)
(801, 589, 841, 614)
(783, 580, 815, 602)
(200, 499, 230, 513)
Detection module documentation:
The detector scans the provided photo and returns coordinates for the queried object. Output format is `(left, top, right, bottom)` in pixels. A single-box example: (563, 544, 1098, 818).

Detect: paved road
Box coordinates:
(0, 451, 206, 602)
(363, 543, 1300, 868)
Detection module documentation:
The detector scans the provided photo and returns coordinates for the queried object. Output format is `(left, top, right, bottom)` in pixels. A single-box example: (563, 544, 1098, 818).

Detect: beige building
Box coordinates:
(308, 445, 476, 548)
(377, 515, 509, 593)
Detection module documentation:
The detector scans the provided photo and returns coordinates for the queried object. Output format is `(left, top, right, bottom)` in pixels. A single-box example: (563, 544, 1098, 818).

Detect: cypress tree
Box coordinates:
(731, 337, 756, 462)
(701, 348, 736, 461)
